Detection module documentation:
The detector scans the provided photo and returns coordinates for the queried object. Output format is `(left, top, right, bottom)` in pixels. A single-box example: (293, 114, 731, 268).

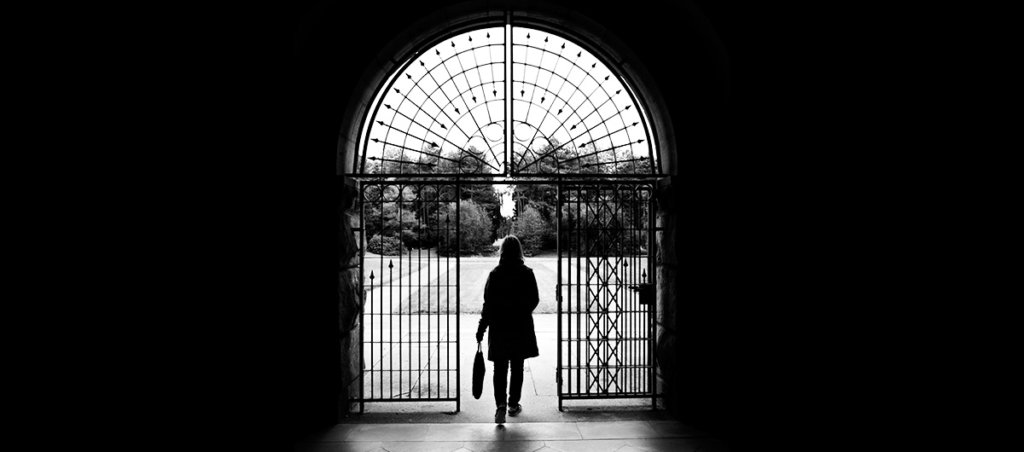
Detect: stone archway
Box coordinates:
(316, 1, 730, 421)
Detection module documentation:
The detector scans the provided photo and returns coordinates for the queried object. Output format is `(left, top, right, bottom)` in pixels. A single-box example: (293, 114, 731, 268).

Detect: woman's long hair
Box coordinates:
(499, 235, 524, 263)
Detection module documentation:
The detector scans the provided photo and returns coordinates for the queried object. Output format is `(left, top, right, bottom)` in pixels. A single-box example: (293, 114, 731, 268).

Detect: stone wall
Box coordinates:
(338, 181, 362, 415)
(654, 177, 682, 414)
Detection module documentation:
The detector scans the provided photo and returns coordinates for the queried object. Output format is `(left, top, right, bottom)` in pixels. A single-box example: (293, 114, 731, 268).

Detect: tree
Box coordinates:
(509, 204, 552, 255)
(436, 199, 493, 255)
(362, 201, 419, 248)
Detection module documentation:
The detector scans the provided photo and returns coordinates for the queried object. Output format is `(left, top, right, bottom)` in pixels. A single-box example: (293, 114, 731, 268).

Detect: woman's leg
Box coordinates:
(493, 359, 509, 408)
(508, 358, 525, 407)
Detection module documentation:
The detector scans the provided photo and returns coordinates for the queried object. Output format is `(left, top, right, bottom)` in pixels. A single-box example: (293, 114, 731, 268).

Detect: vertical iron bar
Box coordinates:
(398, 190, 404, 398)
(417, 185, 423, 398)
(648, 186, 656, 409)
(445, 205, 451, 400)
(633, 186, 639, 394)
(455, 181, 461, 412)
(438, 190, 442, 397)
(426, 190, 431, 398)
(385, 194, 391, 400)
(575, 185, 581, 397)
(505, 11, 512, 174)
(556, 183, 562, 411)
(586, 186, 592, 395)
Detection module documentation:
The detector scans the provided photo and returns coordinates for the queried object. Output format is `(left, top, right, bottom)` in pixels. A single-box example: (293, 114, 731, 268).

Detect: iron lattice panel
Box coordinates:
(361, 27, 507, 176)
(557, 184, 655, 407)
(357, 18, 658, 177)
(509, 28, 655, 176)
(357, 182, 462, 410)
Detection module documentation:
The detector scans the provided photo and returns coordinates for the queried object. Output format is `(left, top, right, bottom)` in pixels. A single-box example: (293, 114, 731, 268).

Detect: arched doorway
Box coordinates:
(341, 10, 672, 415)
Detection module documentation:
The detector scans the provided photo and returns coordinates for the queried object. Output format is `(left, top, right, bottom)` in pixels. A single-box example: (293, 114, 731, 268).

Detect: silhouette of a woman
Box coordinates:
(476, 235, 540, 424)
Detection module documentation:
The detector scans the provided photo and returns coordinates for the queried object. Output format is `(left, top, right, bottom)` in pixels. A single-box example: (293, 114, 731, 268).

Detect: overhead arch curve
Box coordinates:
(338, 9, 679, 178)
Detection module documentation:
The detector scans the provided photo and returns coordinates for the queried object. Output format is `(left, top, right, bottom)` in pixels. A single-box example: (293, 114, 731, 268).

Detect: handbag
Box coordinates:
(472, 341, 485, 399)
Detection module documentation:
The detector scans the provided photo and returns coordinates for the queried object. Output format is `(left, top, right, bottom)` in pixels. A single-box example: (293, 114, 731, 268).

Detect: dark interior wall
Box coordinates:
(196, 1, 878, 450)
(290, 0, 734, 437)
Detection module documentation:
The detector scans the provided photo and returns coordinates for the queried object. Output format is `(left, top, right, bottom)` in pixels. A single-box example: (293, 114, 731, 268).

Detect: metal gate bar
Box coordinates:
(357, 182, 461, 412)
(556, 183, 656, 409)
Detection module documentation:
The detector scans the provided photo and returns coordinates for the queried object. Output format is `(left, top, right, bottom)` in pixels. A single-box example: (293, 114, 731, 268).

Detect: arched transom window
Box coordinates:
(357, 22, 658, 176)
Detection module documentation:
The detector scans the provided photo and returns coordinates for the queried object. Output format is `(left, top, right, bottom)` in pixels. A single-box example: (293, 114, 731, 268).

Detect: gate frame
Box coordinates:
(351, 176, 662, 414)
(555, 181, 659, 411)
(354, 179, 463, 413)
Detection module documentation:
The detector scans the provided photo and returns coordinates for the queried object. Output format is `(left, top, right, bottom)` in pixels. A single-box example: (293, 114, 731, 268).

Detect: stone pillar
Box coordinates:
(655, 177, 681, 414)
(338, 179, 362, 416)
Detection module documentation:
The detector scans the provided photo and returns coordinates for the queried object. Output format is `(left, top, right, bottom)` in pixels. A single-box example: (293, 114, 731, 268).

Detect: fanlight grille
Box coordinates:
(360, 25, 656, 176)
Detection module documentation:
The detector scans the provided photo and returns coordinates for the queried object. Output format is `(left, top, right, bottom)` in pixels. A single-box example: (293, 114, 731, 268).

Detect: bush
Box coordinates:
(367, 234, 403, 255)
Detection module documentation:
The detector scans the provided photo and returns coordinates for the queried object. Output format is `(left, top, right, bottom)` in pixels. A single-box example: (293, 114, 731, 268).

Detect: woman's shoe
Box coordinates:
(508, 403, 522, 416)
(495, 405, 507, 424)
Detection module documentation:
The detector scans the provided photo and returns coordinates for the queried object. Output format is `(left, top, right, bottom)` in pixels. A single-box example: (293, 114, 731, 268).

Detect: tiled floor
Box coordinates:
(294, 420, 727, 452)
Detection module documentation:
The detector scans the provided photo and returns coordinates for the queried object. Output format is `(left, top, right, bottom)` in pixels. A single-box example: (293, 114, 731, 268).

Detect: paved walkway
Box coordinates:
(295, 314, 726, 452)
(295, 420, 727, 451)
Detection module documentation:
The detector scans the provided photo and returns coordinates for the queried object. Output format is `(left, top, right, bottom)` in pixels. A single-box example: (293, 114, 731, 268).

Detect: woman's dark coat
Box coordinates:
(477, 259, 540, 361)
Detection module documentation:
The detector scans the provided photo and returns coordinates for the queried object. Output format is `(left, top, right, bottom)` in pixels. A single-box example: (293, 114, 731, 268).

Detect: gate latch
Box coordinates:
(629, 284, 655, 305)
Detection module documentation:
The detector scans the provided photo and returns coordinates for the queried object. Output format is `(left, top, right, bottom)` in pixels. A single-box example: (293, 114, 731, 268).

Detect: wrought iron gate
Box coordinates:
(356, 182, 462, 411)
(556, 183, 656, 409)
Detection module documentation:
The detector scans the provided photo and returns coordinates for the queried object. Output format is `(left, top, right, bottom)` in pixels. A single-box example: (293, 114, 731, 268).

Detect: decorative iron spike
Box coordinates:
(431, 142, 439, 148)
(527, 33, 530, 39)
(520, 89, 525, 97)
(469, 36, 472, 42)
(406, 73, 412, 79)
(440, 123, 447, 129)
(592, 62, 597, 69)
(376, 120, 383, 125)
(632, 122, 638, 126)
(570, 124, 576, 130)
(420, 60, 424, 66)
(369, 271, 374, 280)
(451, 41, 455, 47)
(454, 107, 460, 114)
(372, 138, 379, 143)
(577, 51, 581, 58)
(541, 96, 545, 103)
(472, 96, 477, 102)
(616, 89, 621, 94)
(605, 75, 610, 81)
(544, 36, 548, 42)
(389, 260, 394, 269)
(561, 43, 565, 49)
(625, 105, 631, 110)
(493, 89, 497, 96)
(557, 109, 563, 114)
(435, 49, 440, 55)
(384, 104, 391, 109)
(394, 88, 400, 93)
(486, 32, 490, 38)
